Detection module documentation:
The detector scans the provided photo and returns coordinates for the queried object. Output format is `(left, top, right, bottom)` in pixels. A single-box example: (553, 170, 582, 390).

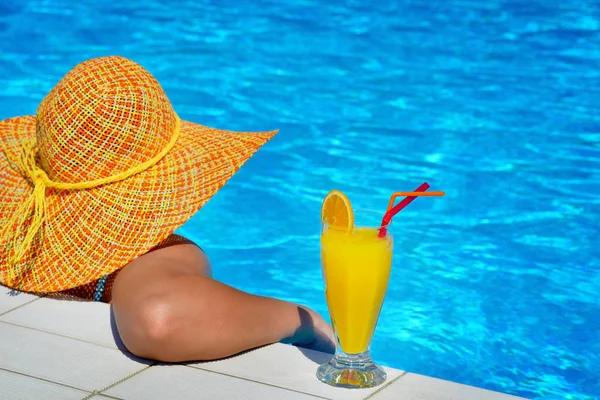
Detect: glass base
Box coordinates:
(316, 350, 387, 389)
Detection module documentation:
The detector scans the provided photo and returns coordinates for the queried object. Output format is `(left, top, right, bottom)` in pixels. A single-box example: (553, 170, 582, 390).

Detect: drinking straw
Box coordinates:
(378, 182, 445, 238)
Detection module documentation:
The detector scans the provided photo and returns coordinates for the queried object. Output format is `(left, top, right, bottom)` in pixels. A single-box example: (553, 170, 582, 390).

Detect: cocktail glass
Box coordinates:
(316, 210, 392, 388)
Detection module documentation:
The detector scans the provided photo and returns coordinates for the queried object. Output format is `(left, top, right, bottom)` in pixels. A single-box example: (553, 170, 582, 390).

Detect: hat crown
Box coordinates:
(36, 56, 177, 183)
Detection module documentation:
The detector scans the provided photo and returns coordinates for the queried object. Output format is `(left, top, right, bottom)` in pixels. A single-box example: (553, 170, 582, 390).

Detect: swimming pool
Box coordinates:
(1, 0, 598, 398)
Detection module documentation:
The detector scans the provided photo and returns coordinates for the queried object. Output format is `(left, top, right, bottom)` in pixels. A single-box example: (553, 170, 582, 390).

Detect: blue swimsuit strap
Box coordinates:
(93, 275, 108, 302)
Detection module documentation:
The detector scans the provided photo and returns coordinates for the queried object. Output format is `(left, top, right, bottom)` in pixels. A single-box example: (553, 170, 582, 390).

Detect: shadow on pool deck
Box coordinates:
(297, 345, 334, 365)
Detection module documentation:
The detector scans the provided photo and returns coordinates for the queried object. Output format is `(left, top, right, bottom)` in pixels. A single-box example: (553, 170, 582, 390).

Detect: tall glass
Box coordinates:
(317, 210, 393, 388)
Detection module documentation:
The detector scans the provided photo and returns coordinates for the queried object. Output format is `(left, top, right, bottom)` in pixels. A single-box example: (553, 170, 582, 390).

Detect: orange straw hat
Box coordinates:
(0, 56, 277, 293)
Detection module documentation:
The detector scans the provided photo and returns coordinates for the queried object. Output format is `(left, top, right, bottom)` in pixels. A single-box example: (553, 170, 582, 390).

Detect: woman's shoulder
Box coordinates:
(140, 233, 211, 276)
(150, 234, 202, 252)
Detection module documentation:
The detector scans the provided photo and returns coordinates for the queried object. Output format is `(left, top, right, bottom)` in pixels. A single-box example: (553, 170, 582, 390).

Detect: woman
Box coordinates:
(0, 56, 334, 362)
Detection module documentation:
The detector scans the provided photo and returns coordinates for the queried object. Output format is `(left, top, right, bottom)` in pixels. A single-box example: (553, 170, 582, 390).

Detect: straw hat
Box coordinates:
(0, 56, 277, 293)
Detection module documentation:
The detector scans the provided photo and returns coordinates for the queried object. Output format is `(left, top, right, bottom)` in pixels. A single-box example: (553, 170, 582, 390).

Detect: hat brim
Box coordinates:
(0, 116, 277, 292)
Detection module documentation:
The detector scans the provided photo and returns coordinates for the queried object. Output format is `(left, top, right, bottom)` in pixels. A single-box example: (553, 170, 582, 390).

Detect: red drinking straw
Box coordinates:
(378, 182, 445, 238)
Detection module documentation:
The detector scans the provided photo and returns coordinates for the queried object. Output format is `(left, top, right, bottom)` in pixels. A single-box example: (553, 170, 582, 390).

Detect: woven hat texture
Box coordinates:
(0, 56, 277, 292)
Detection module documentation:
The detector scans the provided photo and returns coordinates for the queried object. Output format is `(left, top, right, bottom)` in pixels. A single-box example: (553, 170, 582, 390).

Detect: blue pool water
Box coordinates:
(1, 1, 599, 398)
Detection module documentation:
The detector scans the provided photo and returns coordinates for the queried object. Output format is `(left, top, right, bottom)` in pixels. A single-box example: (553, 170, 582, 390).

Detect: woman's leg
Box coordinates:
(111, 240, 334, 362)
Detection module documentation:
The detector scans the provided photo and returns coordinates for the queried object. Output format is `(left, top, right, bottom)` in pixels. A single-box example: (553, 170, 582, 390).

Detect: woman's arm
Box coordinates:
(111, 240, 334, 362)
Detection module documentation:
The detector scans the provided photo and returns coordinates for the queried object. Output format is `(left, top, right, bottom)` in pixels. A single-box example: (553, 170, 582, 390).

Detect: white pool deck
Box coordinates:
(0, 286, 527, 400)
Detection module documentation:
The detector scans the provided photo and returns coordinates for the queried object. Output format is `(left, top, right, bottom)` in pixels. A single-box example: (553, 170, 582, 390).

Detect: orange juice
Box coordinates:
(320, 226, 393, 354)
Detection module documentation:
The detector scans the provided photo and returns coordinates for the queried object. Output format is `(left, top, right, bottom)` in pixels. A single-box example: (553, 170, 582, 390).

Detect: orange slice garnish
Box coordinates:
(321, 190, 354, 230)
